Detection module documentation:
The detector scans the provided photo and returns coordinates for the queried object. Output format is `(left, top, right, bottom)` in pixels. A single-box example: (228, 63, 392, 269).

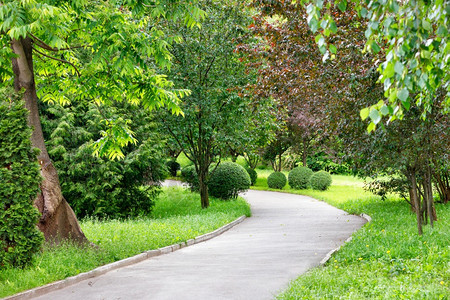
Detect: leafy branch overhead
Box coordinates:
(0, 0, 204, 159)
(300, 0, 449, 131)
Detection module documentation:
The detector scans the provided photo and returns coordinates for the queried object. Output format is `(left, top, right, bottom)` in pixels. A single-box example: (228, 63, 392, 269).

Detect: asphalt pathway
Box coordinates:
(32, 184, 366, 300)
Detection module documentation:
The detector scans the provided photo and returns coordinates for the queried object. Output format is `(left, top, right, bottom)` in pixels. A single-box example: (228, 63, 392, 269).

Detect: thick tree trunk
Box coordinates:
(11, 37, 88, 244)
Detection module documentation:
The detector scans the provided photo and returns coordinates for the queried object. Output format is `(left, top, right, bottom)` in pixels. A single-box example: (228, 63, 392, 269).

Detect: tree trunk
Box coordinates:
(434, 168, 450, 204)
(11, 37, 88, 245)
(407, 166, 423, 235)
(198, 171, 209, 209)
(424, 165, 437, 226)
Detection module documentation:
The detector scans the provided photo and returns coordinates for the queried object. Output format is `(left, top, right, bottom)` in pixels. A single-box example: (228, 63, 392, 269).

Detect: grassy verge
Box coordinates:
(252, 171, 449, 299)
(0, 187, 250, 298)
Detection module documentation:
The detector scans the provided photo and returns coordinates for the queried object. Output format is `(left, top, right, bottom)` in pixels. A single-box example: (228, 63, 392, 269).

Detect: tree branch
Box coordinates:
(29, 32, 89, 52)
(32, 46, 81, 77)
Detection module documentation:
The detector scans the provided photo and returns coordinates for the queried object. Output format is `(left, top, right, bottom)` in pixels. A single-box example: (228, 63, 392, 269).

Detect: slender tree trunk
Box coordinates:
(434, 168, 450, 204)
(407, 166, 423, 235)
(424, 165, 437, 226)
(198, 170, 209, 209)
(11, 37, 88, 244)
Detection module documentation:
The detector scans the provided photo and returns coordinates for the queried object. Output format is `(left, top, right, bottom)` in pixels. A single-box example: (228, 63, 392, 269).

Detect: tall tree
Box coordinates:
(160, 0, 255, 208)
(0, 0, 203, 243)
(241, 1, 370, 167)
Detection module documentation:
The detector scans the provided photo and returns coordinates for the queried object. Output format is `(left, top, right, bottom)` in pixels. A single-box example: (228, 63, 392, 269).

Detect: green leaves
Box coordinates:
(337, 0, 347, 12)
(91, 118, 137, 160)
(302, 0, 450, 129)
(397, 88, 409, 102)
(0, 91, 43, 269)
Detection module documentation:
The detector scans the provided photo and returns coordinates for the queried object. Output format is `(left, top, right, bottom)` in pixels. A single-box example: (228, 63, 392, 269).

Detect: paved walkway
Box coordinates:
(33, 185, 366, 300)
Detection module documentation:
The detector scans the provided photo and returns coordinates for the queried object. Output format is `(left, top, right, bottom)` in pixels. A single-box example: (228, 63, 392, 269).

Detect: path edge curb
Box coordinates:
(319, 213, 372, 265)
(4, 215, 247, 300)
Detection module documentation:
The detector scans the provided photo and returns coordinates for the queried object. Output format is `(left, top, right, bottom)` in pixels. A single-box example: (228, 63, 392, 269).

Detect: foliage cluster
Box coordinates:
(288, 166, 313, 190)
(303, 0, 450, 127)
(209, 162, 251, 200)
(267, 172, 287, 189)
(245, 167, 258, 186)
(310, 170, 332, 191)
(307, 152, 351, 175)
(0, 187, 251, 297)
(0, 95, 43, 269)
(166, 160, 181, 177)
(181, 165, 199, 191)
(40, 101, 167, 219)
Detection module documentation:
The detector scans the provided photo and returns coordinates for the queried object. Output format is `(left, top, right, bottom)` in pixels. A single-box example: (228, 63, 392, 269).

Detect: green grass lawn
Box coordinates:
(252, 170, 449, 299)
(0, 187, 250, 298)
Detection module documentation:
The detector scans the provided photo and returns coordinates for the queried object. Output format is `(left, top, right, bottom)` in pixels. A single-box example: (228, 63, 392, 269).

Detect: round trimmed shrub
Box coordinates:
(245, 167, 257, 186)
(166, 160, 180, 177)
(209, 162, 251, 199)
(267, 172, 287, 189)
(288, 166, 313, 189)
(310, 170, 332, 191)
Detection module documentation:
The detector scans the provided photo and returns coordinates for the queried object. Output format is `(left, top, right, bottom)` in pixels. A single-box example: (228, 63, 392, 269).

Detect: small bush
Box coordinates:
(166, 160, 180, 177)
(181, 165, 199, 191)
(310, 171, 332, 191)
(267, 172, 287, 189)
(288, 166, 313, 189)
(245, 167, 258, 186)
(0, 96, 44, 268)
(209, 162, 251, 199)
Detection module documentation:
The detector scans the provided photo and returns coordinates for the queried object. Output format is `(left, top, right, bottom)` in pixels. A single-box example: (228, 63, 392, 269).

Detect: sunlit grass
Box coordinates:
(0, 187, 250, 298)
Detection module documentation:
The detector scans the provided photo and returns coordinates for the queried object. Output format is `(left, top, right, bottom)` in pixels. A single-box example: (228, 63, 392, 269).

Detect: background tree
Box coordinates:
(241, 1, 370, 169)
(160, 0, 255, 208)
(0, 0, 203, 243)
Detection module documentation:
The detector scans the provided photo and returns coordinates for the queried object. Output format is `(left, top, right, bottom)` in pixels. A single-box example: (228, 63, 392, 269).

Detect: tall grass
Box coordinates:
(0, 187, 250, 298)
(253, 170, 449, 299)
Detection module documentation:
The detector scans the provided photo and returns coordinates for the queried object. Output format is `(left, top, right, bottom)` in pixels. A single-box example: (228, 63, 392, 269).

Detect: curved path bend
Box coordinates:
(32, 186, 366, 300)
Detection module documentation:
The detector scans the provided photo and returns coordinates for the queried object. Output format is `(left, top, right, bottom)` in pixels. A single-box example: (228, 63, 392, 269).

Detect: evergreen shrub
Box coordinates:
(310, 171, 332, 190)
(267, 172, 287, 189)
(166, 160, 180, 177)
(209, 162, 251, 199)
(40, 102, 166, 219)
(245, 167, 258, 186)
(0, 97, 43, 268)
(288, 166, 313, 189)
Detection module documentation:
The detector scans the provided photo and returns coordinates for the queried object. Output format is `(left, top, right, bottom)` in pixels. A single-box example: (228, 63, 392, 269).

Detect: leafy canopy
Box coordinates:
(0, 0, 206, 159)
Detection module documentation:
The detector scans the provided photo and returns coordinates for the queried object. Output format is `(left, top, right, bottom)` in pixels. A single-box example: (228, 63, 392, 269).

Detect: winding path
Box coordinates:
(31, 185, 366, 300)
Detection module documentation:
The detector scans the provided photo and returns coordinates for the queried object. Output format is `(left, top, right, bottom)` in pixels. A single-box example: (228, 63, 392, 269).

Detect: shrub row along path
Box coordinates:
(32, 181, 366, 300)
